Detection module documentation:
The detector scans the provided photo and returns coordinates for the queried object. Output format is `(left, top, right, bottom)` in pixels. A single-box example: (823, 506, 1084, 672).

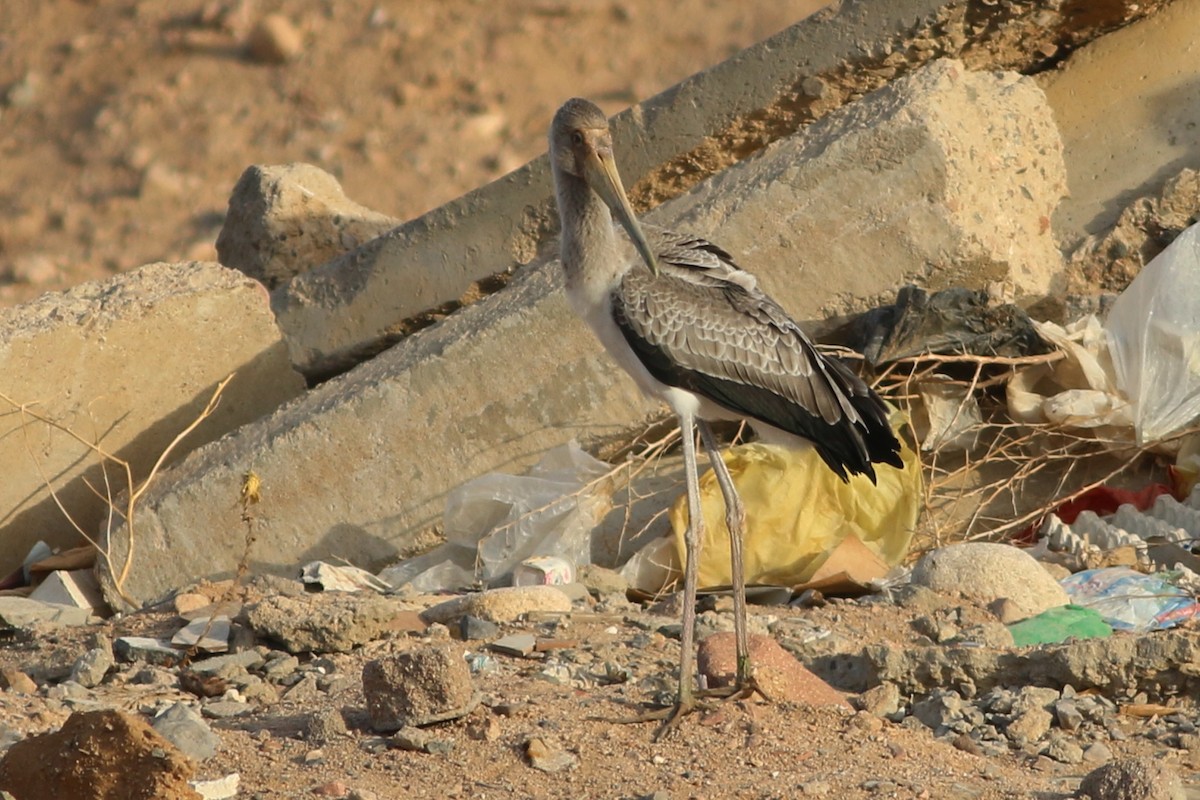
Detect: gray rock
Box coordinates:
(216, 163, 400, 289)
(362, 644, 477, 732)
(911, 543, 1070, 621)
(69, 636, 114, 688)
(1083, 741, 1114, 763)
(1054, 698, 1084, 731)
(153, 702, 220, 761)
(114, 636, 183, 666)
(857, 682, 902, 719)
(245, 593, 416, 654)
(459, 615, 500, 641)
(188, 650, 265, 675)
(913, 689, 966, 731)
(200, 700, 252, 720)
(1041, 734, 1083, 764)
(1005, 706, 1053, 747)
(0, 597, 94, 628)
(525, 737, 577, 773)
(306, 708, 347, 744)
(1078, 756, 1185, 800)
(389, 726, 454, 755)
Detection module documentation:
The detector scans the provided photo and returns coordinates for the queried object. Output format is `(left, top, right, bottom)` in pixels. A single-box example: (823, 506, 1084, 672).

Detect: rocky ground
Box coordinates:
(0, 570, 1196, 799)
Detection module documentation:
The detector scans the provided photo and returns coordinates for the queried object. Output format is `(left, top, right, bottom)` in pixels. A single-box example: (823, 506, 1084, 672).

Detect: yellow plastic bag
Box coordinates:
(669, 418, 921, 590)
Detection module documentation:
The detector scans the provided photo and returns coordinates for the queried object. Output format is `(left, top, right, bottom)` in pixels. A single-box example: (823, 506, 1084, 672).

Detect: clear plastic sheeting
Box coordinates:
(668, 414, 922, 591)
(1106, 221, 1200, 444)
(380, 442, 613, 592)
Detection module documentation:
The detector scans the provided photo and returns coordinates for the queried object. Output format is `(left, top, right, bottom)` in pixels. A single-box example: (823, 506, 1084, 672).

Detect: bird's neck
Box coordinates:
(554, 169, 622, 285)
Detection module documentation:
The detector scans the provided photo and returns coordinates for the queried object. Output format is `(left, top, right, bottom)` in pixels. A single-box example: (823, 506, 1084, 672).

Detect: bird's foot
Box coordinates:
(601, 694, 704, 741)
(700, 674, 771, 704)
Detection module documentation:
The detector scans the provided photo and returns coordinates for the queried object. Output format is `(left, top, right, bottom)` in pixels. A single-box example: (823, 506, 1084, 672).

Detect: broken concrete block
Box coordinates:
(94, 60, 1066, 608)
(243, 593, 419, 654)
(361, 644, 477, 731)
(0, 261, 306, 575)
(216, 163, 400, 289)
(0, 596, 95, 627)
(664, 58, 1066, 313)
(1038, 0, 1200, 244)
(29, 568, 106, 613)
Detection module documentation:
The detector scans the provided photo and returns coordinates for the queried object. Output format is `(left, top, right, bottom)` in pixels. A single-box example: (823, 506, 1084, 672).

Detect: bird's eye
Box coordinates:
(571, 131, 584, 146)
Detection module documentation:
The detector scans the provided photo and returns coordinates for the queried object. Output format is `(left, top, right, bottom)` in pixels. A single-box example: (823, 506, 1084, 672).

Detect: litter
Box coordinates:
(381, 441, 613, 592)
(1007, 604, 1112, 647)
(1059, 567, 1200, 632)
(667, 412, 921, 591)
(1105, 221, 1200, 444)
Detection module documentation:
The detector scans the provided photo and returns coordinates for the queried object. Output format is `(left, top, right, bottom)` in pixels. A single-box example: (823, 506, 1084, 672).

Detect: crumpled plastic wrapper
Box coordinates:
(666, 414, 921, 591)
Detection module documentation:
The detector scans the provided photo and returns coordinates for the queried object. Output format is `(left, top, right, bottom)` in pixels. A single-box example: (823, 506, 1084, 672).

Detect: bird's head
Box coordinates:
(550, 98, 660, 276)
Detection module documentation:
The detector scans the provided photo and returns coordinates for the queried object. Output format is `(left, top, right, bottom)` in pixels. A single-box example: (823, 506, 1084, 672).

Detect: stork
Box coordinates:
(549, 97, 902, 734)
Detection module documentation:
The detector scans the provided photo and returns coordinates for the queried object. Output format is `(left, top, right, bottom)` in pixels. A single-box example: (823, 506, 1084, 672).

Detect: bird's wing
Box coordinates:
(612, 229, 901, 480)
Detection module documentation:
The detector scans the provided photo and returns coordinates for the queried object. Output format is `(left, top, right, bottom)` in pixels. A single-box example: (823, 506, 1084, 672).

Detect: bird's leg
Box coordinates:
(607, 412, 704, 738)
(696, 420, 762, 700)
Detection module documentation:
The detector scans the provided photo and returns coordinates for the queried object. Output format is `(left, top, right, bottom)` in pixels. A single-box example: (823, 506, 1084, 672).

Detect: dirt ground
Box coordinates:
(3, 580, 1181, 800)
(0, 0, 826, 308)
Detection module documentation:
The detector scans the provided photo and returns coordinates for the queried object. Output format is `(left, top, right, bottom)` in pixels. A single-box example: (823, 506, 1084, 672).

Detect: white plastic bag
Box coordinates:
(1106, 222, 1200, 444)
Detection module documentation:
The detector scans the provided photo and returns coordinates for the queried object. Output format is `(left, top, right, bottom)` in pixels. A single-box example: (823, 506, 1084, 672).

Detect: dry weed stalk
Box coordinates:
(0, 373, 235, 606)
(871, 350, 1192, 554)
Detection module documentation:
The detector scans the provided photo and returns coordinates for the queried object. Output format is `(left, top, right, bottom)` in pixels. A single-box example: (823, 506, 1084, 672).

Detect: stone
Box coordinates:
(1005, 706, 1053, 747)
(306, 709, 347, 744)
(29, 568, 106, 612)
(857, 682, 902, 719)
(190, 772, 239, 800)
(525, 737, 578, 773)
(1083, 741, 1114, 764)
(246, 14, 303, 64)
(489, 633, 537, 657)
(910, 543, 1070, 621)
(114, 636, 185, 666)
(577, 564, 629, 598)
(422, 586, 574, 625)
(0, 261, 304, 587)
(0, 709, 200, 799)
(0, 596, 94, 627)
(70, 635, 114, 688)
(911, 689, 966, 731)
(186, 650, 265, 675)
(0, 669, 37, 694)
(216, 164, 400, 289)
(245, 592, 418, 654)
(362, 644, 477, 732)
(389, 726, 454, 755)
(153, 702, 221, 762)
(1042, 734, 1084, 764)
(171, 617, 231, 653)
(459, 615, 500, 641)
(697, 632, 849, 708)
(1078, 756, 1185, 800)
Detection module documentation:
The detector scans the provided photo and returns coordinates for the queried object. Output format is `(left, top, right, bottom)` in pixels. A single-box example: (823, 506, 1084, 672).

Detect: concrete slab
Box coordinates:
(0, 262, 306, 573)
(96, 59, 1066, 608)
(1039, 0, 1200, 245)
(216, 163, 401, 289)
(265, 0, 1145, 378)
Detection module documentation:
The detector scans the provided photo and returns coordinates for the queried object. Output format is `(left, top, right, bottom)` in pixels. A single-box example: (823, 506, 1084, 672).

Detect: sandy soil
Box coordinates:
(0, 0, 825, 307)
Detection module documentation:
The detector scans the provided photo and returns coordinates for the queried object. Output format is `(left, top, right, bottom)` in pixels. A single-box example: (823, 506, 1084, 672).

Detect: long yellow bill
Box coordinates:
(584, 148, 660, 276)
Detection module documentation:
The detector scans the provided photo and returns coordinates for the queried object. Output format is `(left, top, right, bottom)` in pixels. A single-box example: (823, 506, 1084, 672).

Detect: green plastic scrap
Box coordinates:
(1008, 604, 1114, 647)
